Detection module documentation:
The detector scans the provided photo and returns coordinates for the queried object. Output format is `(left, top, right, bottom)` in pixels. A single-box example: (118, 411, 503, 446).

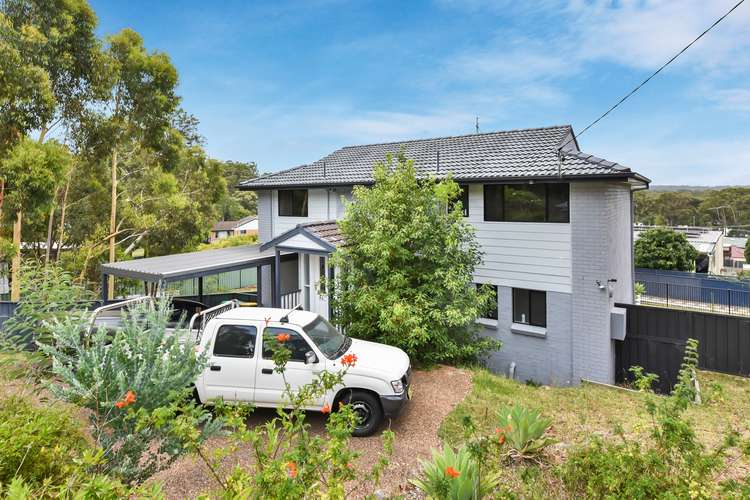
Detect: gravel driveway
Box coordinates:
(150, 365, 473, 498)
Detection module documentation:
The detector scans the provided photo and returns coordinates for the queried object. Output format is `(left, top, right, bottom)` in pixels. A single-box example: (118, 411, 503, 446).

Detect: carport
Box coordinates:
(100, 244, 293, 305)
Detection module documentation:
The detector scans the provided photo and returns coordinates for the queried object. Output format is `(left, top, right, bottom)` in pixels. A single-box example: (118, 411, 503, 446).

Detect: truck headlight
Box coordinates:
(391, 379, 404, 394)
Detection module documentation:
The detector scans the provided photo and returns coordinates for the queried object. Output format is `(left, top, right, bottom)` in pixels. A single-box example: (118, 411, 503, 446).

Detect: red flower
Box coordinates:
(124, 390, 136, 405)
(341, 353, 358, 367)
(321, 403, 331, 414)
(445, 466, 460, 478)
(276, 333, 290, 343)
(114, 390, 136, 409)
(286, 461, 298, 478)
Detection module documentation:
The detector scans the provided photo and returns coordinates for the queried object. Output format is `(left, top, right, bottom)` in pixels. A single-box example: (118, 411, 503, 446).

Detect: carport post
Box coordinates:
(198, 276, 204, 304)
(101, 273, 109, 303)
(274, 249, 281, 308)
(256, 265, 263, 306)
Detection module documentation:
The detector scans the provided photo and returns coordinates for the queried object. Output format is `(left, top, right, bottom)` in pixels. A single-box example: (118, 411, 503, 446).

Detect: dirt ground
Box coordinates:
(150, 365, 473, 498)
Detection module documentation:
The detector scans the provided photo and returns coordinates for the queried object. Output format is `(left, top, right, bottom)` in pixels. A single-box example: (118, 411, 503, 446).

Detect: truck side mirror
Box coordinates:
(305, 350, 318, 364)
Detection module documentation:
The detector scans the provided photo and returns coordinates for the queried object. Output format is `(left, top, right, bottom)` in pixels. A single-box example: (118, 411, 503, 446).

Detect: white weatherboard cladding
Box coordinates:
(280, 233, 328, 252)
(271, 188, 328, 237)
(466, 184, 572, 293)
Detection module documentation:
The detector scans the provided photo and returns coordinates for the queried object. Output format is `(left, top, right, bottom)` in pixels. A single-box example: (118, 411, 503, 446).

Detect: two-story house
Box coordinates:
(238, 125, 650, 385)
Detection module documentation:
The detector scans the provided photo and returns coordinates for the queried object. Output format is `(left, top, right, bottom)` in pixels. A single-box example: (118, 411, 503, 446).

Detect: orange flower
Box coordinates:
(286, 461, 298, 478)
(341, 353, 358, 367)
(276, 333, 290, 343)
(124, 390, 136, 405)
(114, 390, 136, 409)
(321, 403, 331, 414)
(495, 427, 506, 445)
(445, 466, 460, 478)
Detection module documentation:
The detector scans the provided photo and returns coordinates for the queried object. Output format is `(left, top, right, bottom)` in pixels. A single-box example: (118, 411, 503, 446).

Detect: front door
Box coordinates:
(254, 325, 322, 408)
(201, 322, 259, 402)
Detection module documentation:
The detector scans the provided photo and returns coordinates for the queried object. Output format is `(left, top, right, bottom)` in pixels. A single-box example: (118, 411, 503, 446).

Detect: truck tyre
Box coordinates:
(340, 390, 383, 437)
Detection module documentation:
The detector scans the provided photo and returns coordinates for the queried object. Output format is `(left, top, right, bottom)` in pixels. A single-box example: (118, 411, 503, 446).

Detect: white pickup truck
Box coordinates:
(91, 299, 412, 436)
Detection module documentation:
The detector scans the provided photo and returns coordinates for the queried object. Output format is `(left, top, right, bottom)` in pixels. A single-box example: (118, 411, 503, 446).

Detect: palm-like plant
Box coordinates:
(410, 445, 500, 499)
(497, 405, 554, 460)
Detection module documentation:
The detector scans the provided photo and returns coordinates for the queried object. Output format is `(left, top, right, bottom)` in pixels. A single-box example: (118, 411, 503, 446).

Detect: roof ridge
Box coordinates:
(334, 124, 573, 151)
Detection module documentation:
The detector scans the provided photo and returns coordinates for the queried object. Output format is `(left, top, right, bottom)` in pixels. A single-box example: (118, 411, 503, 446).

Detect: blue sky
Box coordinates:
(90, 0, 750, 185)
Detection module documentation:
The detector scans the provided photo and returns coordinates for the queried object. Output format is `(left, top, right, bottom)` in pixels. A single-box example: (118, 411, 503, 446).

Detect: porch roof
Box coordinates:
(101, 244, 284, 282)
(260, 220, 343, 254)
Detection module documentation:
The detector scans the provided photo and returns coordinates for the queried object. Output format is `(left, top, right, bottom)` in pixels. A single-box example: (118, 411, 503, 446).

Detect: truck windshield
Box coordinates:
(303, 316, 346, 359)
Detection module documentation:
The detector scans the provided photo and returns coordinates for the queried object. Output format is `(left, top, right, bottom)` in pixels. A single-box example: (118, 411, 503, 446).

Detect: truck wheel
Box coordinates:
(340, 391, 383, 437)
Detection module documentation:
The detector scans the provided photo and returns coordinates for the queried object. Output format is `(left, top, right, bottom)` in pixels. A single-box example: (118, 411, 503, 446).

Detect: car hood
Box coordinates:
(335, 338, 410, 381)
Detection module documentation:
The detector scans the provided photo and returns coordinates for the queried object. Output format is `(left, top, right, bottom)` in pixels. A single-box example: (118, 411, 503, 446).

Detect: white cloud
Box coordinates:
(707, 88, 750, 112)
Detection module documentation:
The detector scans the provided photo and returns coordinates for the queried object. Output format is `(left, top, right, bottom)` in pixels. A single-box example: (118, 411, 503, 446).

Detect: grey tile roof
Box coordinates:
(240, 125, 649, 189)
(302, 220, 345, 247)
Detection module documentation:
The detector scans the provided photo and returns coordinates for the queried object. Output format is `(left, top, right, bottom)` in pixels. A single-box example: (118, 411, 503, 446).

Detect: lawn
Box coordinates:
(439, 369, 750, 497)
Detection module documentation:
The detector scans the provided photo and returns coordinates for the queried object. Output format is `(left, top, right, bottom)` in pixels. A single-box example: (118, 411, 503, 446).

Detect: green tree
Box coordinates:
(214, 159, 258, 219)
(77, 28, 179, 297)
(328, 153, 500, 364)
(634, 228, 698, 271)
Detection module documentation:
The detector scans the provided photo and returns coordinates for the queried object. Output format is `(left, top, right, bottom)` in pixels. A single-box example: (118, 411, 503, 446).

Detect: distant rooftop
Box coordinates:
(211, 215, 257, 232)
(240, 125, 650, 189)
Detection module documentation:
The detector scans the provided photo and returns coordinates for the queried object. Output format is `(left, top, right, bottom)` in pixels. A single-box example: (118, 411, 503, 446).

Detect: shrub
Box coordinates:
(39, 298, 222, 485)
(0, 396, 90, 487)
(2, 475, 165, 499)
(410, 445, 500, 500)
(328, 153, 501, 365)
(559, 339, 738, 499)
(496, 405, 554, 460)
(1, 264, 93, 380)
(634, 228, 698, 271)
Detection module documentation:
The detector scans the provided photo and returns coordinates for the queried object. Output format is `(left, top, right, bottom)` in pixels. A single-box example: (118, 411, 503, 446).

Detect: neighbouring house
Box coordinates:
(101, 125, 649, 386)
(633, 225, 724, 274)
(724, 237, 747, 274)
(209, 215, 258, 242)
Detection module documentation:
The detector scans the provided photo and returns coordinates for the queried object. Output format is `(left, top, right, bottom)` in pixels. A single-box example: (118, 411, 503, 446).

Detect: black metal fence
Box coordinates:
(639, 280, 750, 317)
(615, 303, 750, 393)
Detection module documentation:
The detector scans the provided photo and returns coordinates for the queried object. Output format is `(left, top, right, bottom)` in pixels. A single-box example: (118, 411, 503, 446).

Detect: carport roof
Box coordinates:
(101, 244, 283, 282)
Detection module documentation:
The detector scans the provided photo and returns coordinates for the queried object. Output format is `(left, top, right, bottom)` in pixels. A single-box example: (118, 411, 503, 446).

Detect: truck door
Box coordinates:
(254, 325, 323, 408)
(201, 322, 259, 402)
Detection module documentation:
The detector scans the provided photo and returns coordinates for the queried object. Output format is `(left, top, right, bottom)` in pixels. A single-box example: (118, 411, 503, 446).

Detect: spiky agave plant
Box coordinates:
(410, 445, 500, 499)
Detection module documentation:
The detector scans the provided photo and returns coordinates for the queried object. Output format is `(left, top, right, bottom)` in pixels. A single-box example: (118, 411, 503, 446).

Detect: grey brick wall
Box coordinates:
(570, 182, 633, 383)
(482, 286, 574, 386)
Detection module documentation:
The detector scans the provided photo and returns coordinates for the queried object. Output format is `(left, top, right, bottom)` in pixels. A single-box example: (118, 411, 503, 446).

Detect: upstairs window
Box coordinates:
(483, 183, 569, 222)
(449, 184, 470, 217)
(512, 288, 546, 327)
(278, 189, 308, 217)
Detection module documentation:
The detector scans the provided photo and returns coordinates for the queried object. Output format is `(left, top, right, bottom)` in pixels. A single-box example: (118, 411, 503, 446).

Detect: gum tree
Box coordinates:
(328, 153, 500, 365)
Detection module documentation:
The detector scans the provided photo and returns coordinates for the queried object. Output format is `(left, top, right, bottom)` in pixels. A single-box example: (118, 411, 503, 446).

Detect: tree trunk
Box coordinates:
(56, 170, 72, 260)
(108, 148, 118, 299)
(44, 189, 58, 265)
(10, 211, 21, 301)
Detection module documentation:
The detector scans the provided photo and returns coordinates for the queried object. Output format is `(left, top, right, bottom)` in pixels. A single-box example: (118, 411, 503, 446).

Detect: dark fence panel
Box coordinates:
(0, 302, 18, 331)
(615, 303, 750, 393)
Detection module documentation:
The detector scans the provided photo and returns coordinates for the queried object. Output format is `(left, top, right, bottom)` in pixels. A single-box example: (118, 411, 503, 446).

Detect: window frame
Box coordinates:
(277, 189, 309, 217)
(512, 288, 547, 328)
(449, 184, 470, 217)
(482, 183, 569, 223)
(262, 326, 314, 363)
(476, 283, 498, 321)
(212, 324, 258, 358)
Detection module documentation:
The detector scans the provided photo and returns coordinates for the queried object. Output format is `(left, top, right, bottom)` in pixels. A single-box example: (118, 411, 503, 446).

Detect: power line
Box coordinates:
(559, 0, 746, 152)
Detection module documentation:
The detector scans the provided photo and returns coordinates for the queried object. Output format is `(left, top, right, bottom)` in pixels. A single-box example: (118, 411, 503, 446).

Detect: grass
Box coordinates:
(438, 369, 750, 497)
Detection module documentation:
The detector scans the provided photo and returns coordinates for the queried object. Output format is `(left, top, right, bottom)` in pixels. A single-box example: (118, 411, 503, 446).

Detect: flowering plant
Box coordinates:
(185, 326, 394, 498)
(39, 298, 222, 485)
